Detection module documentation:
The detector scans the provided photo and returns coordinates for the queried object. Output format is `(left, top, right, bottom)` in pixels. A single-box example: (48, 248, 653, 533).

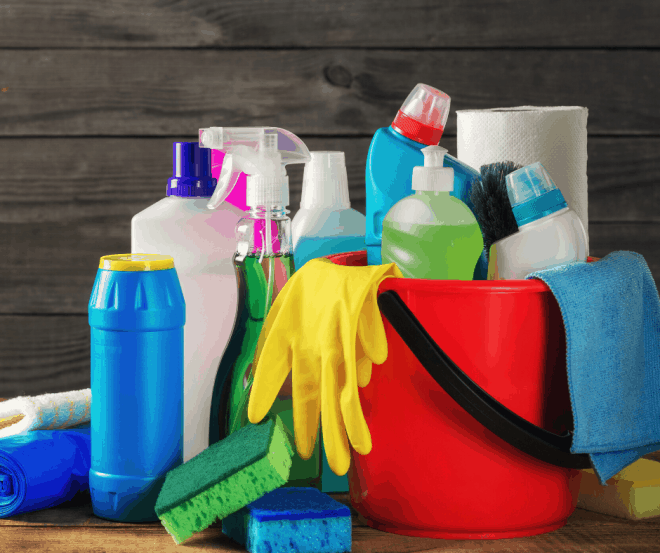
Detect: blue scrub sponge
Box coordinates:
(222, 487, 351, 553)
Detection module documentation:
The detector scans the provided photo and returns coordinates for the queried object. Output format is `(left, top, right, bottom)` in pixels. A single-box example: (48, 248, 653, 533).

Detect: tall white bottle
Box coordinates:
(131, 142, 243, 462)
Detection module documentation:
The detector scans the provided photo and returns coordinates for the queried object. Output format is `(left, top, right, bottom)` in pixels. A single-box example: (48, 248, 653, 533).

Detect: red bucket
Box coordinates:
(327, 251, 586, 540)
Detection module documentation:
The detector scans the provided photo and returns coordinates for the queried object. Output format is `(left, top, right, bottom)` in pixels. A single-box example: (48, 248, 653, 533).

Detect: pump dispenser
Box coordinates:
(412, 145, 454, 192)
(365, 83, 487, 279)
(292, 151, 365, 270)
(200, 127, 320, 488)
(382, 145, 483, 280)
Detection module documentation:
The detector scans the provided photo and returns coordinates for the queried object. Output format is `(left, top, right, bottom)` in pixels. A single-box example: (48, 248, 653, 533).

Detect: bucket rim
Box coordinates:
(325, 251, 552, 293)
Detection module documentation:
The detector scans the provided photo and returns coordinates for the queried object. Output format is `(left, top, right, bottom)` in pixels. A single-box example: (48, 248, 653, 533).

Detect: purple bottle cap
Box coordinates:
(167, 142, 217, 197)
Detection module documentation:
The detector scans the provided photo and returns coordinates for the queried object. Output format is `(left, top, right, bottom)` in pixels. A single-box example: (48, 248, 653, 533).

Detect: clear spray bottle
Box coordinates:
(199, 127, 320, 487)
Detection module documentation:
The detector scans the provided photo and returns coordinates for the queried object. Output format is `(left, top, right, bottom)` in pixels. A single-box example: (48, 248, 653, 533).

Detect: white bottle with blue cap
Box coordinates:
(487, 162, 588, 280)
(131, 142, 243, 462)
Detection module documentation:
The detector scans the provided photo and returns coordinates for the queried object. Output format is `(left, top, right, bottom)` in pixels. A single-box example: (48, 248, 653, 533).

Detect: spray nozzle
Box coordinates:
(412, 145, 453, 192)
(199, 127, 311, 210)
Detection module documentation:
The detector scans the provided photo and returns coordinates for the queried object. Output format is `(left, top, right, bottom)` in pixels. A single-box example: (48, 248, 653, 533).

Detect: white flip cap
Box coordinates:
(300, 151, 350, 210)
(412, 145, 454, 192)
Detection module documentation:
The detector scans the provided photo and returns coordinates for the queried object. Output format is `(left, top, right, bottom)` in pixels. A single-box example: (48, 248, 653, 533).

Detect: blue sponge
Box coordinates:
(222, 487, 351, 553)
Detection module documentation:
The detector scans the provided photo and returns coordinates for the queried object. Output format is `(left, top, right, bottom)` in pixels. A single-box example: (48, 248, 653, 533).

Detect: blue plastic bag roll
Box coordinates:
(0, 426, 91, 517)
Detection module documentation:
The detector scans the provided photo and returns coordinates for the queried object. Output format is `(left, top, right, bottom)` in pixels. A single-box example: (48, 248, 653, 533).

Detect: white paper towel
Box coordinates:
(456, 106, 589, 234)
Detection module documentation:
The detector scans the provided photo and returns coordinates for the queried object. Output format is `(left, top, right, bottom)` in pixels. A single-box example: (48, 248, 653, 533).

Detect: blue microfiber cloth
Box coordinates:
(223, 487, 351, 553)
(0, 426, 90, 517)
(526, 251, 660, 483)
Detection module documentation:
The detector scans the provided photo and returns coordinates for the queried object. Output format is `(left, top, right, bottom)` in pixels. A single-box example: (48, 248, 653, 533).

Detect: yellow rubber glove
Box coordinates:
(247, 258, 402, 476)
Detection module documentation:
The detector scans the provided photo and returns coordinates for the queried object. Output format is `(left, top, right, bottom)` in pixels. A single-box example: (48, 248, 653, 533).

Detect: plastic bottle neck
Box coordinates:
(248, 206, 289, 219)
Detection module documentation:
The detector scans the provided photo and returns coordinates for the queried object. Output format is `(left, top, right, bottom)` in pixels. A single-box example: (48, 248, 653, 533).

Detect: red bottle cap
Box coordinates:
(391, 84, 450, 146)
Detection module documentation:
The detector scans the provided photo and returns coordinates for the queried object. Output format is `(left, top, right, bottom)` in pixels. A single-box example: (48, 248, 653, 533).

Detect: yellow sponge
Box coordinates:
(578, 459, 660, 520)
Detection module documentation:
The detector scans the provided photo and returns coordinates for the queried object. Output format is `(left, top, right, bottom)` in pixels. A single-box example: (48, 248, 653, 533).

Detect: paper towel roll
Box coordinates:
(456, 106, 589, 235)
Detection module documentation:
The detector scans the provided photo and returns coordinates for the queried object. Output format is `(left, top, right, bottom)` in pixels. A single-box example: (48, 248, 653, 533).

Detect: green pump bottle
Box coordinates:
(382, 145, 483, 280)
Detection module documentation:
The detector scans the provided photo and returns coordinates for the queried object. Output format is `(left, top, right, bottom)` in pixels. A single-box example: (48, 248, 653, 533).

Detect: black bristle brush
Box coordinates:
(470, 161, 522, 261)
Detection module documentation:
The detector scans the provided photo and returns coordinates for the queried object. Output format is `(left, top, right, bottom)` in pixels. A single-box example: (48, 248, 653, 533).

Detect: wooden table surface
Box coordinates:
(2, 492, 660, 553)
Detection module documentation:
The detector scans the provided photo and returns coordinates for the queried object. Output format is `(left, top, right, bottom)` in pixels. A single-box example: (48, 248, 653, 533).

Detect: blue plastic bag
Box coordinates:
(0, 426, 90, 517)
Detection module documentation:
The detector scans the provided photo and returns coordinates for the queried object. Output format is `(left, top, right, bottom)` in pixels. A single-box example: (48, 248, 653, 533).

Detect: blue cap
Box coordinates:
(506, 162, 568, 227)
(167, 142, 216, 197)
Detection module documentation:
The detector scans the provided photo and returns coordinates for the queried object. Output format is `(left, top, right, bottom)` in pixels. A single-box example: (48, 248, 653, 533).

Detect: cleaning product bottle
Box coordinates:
(292, 150, 364, 493)
(382, 146, 483, 280)
(131, 142, 244, 463)
(199, 126, 321, 488)
(89, 254, 185, 522)
(292, 151, 365, 269)
(487, 162, 588, 280)
(365, 83, 487, 278)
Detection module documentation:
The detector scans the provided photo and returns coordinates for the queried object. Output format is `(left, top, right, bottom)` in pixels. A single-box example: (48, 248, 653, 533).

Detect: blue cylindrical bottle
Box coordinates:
(88, 254, 185, 522)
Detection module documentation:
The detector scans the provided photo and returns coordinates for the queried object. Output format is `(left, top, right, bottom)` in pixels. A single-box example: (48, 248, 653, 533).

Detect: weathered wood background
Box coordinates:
(1, 1, 659, 396)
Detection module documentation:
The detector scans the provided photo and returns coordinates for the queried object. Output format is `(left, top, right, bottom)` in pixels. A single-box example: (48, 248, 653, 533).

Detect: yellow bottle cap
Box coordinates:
(99, 254, 175, 272)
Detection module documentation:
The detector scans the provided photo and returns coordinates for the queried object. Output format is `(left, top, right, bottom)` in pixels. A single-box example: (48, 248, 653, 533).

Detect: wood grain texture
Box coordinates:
(1, 137, 659, 315)
(1, 137, 659, 224)
(1, 50, 659, 136)
(0, 1, 658, 48)
(0, 316, 90, 397)
(1, 502, 659, 553)
(2, 206, 659, 394)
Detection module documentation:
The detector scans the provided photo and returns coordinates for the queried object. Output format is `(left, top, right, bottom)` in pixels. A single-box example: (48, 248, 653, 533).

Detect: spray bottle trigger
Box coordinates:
(207, 154, 241, 210)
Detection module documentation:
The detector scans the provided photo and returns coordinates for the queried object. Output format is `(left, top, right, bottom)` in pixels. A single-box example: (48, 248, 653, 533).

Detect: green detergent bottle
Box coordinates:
(203, 126, 321, 488)
(382, 145, 483, 279)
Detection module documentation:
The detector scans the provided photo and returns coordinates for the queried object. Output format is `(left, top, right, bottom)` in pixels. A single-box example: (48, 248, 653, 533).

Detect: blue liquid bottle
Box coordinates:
(365, 83, 486, 278)
(88, 254, 185, 522)
(292, 151, 365, 270)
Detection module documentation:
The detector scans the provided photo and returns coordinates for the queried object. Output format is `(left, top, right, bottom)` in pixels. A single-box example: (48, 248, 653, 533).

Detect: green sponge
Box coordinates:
(155, 416, 294, 544)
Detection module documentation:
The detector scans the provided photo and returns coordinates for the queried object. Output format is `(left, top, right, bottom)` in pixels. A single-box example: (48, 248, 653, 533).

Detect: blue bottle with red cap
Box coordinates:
(365, 83, 486, 278)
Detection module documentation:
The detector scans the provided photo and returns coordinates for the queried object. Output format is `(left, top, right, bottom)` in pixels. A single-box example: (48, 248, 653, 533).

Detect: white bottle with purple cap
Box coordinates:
(131, 142, 243, 462)
(487, 162, 588, 280)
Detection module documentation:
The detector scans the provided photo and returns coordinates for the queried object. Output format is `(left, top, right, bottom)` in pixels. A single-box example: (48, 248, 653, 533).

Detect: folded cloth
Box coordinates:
(0, 389, 91, 438)
(0, 426, 91, 517)
(526, 251, 660, 483)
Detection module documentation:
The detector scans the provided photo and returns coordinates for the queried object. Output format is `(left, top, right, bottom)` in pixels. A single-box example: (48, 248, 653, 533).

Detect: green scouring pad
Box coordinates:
(155, 416, 294, 544)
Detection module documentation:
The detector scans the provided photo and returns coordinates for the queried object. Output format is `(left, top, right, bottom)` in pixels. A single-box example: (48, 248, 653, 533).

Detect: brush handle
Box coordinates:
(377, 290, 592, 470)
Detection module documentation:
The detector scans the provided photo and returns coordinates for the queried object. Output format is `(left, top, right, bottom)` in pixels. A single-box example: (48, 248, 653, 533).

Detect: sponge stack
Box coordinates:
(155, 416, 294, 544)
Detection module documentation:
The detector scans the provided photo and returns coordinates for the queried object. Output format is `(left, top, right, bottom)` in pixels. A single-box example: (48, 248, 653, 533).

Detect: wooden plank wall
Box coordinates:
(1, 1, 659, 396)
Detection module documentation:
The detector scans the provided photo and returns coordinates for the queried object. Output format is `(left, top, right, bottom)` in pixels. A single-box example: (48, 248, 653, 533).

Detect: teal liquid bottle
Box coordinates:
(292, 151, 365, 272)
(291, 151, 366, 492)
(382, 146, 483, 280)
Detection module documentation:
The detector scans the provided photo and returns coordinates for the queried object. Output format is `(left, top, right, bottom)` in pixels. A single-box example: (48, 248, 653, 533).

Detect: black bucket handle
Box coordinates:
(377, 290, 592, 470)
